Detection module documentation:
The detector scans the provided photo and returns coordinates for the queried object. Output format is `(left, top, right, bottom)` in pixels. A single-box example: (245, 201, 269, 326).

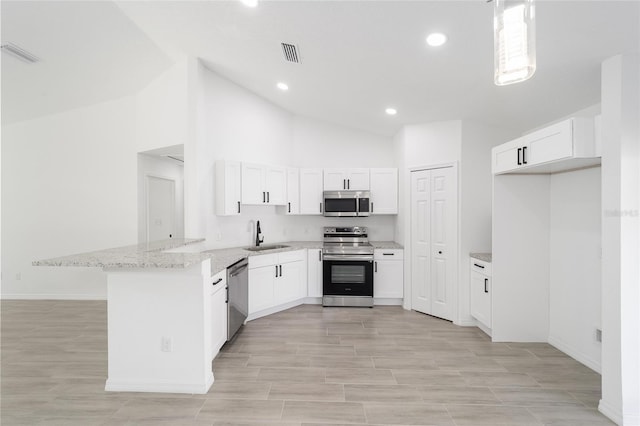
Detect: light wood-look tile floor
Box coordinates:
(1, 300, 614, 425)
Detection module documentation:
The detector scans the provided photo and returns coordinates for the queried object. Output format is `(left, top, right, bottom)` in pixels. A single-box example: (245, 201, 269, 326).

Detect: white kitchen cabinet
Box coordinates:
(469, 258, 492, 331)
(299, 168, 324, 215)
(373, 249, 404, 298)
(248, 250, 306, 316)
(370, 168, 398, 214)
(241, 162, 287, 205)
(209, 270, 227, 360)
(284, 168, 299, 215)
(323, 168, 370, 190)
(215, 160, 242, 216)
(307, 248, 323, 298)
(492, 117, 598, 175)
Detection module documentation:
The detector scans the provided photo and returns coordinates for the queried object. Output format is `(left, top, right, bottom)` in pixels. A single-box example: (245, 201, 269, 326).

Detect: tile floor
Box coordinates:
(1, 300, 614, 425)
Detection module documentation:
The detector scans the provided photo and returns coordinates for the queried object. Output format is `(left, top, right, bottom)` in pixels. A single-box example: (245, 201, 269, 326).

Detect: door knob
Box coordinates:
(438, 251, 443, 254)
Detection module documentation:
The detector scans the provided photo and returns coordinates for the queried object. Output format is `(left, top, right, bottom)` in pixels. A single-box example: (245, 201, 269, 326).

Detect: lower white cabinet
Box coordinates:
(209, 270, 227, 360)
(248, 250, 306, 315)
(307, 248, 323, 298)
(373, 249, 404, 298)
(469, 258, 492, 330)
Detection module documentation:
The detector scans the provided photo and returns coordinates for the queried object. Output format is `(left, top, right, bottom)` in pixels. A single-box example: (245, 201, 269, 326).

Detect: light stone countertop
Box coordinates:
(34, 239, 403, 276)
(470, 252, 492, 263)
(33, 238, 210, 269)
(371, 241, 404, 249)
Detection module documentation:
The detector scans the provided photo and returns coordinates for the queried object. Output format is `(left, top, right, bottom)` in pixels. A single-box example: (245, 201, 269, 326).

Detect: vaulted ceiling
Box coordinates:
(2, 1, 639, 136)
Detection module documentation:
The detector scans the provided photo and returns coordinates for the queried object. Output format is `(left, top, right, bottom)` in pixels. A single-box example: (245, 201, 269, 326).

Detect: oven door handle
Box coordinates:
(322, 254, 374, 262)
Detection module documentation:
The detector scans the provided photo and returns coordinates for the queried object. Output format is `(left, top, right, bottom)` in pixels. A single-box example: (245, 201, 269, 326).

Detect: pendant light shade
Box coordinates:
(494, 0, 536, 85)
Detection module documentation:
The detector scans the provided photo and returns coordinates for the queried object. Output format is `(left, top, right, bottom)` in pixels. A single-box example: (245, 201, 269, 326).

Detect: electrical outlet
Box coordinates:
(216, 232, 222, 241)
(15, 272, 21, 281)
(596, 328, 602, 342)
(161, 336, 173, 352)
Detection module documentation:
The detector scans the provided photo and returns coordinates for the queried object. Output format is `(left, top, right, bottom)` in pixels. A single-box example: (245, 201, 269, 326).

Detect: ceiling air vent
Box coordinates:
(1, 43, 39, 63)
(281, 43, 300, 64)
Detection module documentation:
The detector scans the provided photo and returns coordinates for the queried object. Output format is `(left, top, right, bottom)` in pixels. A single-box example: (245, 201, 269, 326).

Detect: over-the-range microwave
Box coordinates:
(323, 191, 370, 217)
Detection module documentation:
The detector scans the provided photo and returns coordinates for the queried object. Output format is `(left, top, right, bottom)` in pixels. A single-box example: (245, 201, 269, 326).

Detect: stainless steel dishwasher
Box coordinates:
(226, 258, 248, 341)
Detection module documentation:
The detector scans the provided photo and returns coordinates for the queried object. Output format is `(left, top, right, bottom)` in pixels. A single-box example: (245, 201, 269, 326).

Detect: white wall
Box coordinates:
(136, 60, 189, 153)
(600, 53, 640, 426)
(195, 66, 397, 250)
(137, 154, 185, 244)
(1, 96, 138, 299)
(548, 167, 602, 372)
(458, 121, 517, 324)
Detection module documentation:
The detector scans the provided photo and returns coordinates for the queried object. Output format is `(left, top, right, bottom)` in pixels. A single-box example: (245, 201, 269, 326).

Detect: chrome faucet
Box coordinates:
(255, 220, 264, 247)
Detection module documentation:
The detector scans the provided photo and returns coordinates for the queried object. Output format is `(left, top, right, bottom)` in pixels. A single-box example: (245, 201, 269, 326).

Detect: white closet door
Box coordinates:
(411, 166, 457, 321)
(429, 167, 456, 320)
(411, 170, 432, 313)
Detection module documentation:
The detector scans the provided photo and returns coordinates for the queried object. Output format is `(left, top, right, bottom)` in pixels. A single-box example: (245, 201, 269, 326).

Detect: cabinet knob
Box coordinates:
(438, 251, 443, 255)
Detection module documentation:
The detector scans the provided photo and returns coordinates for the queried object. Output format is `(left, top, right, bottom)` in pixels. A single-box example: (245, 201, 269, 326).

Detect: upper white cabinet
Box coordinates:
(492, 117, 599, 175)
(373, 249, 404, 298)
(323, 168, 370, 190)
(241, 163, 287, 205)
(370, 168, 398, 214)
(299, 168, 324, 215)
(215, 160, 242, 216)
(284, 168, 300, 215)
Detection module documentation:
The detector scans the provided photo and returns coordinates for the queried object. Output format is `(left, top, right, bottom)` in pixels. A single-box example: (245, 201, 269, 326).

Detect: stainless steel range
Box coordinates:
(322, 226, 374, 307)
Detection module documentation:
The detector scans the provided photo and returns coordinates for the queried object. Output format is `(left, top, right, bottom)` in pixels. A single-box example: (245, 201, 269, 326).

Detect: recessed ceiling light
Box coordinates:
(239, 0, 258, 7)
(426, 33, 447, 47)
(385, 108, 397, 116)
(277, 82, 289, 91)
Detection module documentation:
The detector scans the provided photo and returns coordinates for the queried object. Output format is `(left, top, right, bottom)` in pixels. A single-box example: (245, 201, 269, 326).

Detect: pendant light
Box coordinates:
(493, 0, 536, 85)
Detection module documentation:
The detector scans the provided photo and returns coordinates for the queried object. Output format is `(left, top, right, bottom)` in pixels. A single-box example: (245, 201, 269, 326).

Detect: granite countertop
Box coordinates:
(33, 238, 210, 269)
(371, 241, 404, 249)
(34, 239, 403, 275)
(470, 252, 492, 263)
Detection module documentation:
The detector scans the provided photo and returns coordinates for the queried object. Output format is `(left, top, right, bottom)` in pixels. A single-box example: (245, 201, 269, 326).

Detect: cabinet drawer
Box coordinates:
(470, 258, 492, 276)
(374, 249, 404, 260)
(249, 253, 279, 269)
(278, 249, 306, 264)
(209, 271, 227, 295)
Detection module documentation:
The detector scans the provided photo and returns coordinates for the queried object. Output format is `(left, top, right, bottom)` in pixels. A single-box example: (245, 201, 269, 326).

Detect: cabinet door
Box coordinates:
(370, 168, 398, 214)
(346, 169, 370, 190)
(374, 259, 404, 298)
(323, 169, 348, 190)
(210, 284, 227, 359)
(241, 163, 265, 205)
(299, 168, 324, 215)
(285, 168, 300, 215)
(215, 161, 242, 216)
(470, 269, 491, 329)
(265, 166, 287, 205)
(492, 138, 524, 174)
(525, 119, 573, 166)
(307, 249, 323, 297)
(275, 261, 304, 304)
(248, 265, 275, 314)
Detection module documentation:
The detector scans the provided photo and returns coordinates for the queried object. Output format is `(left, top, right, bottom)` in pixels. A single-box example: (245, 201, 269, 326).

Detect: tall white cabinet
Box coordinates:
(299, 168, 324, 215)
(215, 160, 242, 216)
(370, 168, 398, 214)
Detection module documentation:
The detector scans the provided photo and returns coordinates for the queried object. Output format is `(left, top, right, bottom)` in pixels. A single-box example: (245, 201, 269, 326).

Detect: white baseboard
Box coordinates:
(599, 399, 623, 426)
(1, 293, 106, 300)
(548, 334, 601, 373)
(246, 298, 306, 321)
(105, 373, 214, 394)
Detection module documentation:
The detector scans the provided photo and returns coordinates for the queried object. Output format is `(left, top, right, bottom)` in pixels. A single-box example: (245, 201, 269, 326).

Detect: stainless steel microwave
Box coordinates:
(323, 191, 371, 217)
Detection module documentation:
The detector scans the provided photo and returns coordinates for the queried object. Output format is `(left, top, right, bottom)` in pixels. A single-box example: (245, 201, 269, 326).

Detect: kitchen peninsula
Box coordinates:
(34, 238, 235, 394)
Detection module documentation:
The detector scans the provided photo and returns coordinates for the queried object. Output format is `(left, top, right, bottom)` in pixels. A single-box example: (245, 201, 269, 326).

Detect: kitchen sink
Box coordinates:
(244, 244, 289, 252)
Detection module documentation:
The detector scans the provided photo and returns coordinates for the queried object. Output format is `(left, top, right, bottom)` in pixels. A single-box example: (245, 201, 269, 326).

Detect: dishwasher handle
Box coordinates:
(228, 258, 249, 277)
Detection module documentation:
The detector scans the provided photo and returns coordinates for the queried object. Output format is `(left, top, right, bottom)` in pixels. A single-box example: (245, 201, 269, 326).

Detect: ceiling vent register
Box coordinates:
(1, 43, 39, 63)
(281, 43, 300, 63)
